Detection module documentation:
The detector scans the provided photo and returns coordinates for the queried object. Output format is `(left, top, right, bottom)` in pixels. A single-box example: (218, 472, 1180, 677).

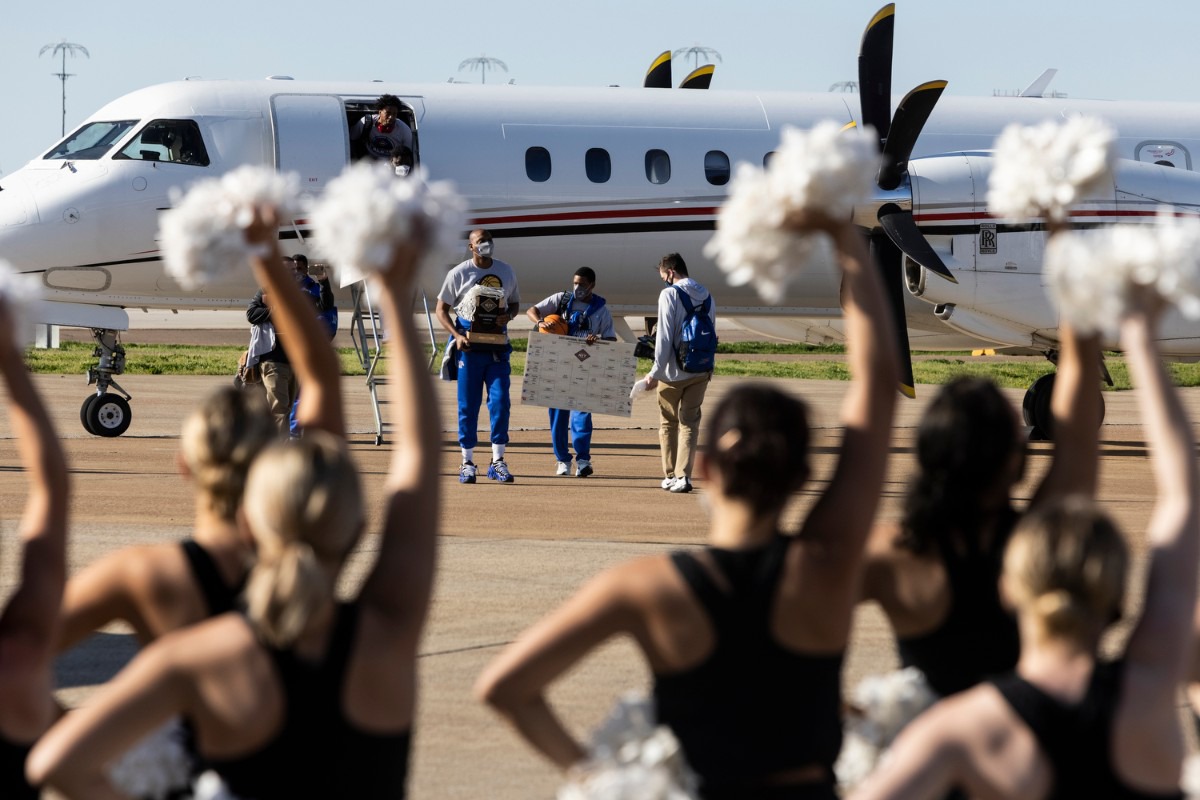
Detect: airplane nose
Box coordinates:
(0, 175, 38, 227)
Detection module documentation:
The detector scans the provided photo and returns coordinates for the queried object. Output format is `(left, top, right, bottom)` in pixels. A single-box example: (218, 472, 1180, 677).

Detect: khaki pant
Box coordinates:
(657, 373, 710, 479)
(260, 361, 297, 434)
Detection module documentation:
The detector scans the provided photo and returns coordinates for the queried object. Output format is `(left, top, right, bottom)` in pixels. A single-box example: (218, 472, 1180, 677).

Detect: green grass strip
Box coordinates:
(23, 341, 1200, 390)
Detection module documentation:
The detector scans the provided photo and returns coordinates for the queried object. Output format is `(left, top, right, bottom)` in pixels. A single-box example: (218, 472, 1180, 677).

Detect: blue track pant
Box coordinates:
(457, 348, 511, 449)
(548, 408, 592, 463)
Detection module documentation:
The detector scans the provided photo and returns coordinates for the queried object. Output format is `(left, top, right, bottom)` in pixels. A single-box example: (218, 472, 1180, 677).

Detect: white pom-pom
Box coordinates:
(987, 117, 1117, 223)
(1182, 753, 1200, 799)
(309, 161, 467, 286)
(835, 668, 937, 791)
(192, 770, 244, 800)
(704, 121, 877, 304)
(107, 717, 196, 800)
(1046, 210, 1200, 336)
(0, 259, 41, 343)
(160, 166, 302, 290)
(559, 692, 700, 800)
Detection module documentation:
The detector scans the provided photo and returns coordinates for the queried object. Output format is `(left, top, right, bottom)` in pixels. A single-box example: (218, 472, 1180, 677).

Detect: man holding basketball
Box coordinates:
(526, 267, 617, 477)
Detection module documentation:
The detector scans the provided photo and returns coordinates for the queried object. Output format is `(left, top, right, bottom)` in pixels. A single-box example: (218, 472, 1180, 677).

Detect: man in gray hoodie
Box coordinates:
(644, 253, 716, 494)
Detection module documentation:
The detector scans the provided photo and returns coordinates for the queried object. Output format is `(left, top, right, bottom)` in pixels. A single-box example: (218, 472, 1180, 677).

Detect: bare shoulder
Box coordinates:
(153, 613, 260, 670)
(99, 542, 192, 596)
(950, 684, 1047, 797)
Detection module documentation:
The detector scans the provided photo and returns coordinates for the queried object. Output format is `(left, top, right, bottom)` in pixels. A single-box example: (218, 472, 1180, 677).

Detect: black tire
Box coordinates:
(1022, 373, 1056, 440)
(87, 394, 132, 438)
(80, 395, 100, 435)
(1023, 373, 1106, 441)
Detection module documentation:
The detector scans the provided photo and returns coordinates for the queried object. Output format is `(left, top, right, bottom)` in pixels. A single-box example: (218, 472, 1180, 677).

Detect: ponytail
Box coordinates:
(241, 432, 364, 647)
(244, 540, 329, 647)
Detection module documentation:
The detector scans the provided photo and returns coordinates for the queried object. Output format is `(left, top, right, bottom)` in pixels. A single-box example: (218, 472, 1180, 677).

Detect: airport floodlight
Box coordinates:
(672, 45, 722, 72)
(458, 55, 508, 85)
(40, 39, 90, 137)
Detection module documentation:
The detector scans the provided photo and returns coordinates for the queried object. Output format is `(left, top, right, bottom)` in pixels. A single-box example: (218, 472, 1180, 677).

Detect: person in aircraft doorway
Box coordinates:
(352, 93, 414, 167)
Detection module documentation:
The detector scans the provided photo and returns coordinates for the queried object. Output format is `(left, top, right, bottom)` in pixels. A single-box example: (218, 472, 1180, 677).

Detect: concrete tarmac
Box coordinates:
(0, 368, 1188, 798)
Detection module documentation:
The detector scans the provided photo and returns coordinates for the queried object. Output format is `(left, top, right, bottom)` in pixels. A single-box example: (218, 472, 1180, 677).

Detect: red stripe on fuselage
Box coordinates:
(915, 209, 1194, 222)
(471, 207, 720, 226)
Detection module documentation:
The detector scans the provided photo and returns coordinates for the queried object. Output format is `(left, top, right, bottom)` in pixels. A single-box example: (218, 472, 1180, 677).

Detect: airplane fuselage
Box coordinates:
(5, 79, 1200, 350)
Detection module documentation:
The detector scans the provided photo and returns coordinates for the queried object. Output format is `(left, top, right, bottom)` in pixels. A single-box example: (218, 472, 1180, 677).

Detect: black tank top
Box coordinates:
(653, 535, 842, 799)
(0, 733, 35, 800)
(896, 514, 1020, 697)
(180, 539, 243, 617)
(992, 660, 1184, 800)
(204, 603, 412, 798)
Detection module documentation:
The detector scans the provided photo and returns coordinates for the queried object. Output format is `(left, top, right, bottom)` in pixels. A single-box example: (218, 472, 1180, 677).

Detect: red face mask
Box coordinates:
(377, 120, 395, 134)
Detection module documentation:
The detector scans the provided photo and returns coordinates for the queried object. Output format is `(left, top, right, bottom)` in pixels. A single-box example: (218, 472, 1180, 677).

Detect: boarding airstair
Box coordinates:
(348, 281, 441, 445)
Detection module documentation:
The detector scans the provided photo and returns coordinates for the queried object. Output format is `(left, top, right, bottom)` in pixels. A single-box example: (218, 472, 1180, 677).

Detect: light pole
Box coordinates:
(40, 40, 89, 137)
(672, 45, 722, 72)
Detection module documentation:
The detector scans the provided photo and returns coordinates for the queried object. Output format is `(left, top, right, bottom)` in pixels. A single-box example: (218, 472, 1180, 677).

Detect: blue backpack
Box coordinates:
(673, 286, 717, 373)
(557, 292, 607, 336)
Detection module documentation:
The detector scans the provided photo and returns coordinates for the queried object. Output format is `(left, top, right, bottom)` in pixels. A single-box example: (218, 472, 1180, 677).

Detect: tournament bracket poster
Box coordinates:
(522, 335, 637, 418)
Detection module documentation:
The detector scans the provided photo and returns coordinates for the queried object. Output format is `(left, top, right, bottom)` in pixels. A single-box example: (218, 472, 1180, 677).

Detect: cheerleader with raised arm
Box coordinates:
(28, 200, 441, 799)
(476, 211, 900, 800)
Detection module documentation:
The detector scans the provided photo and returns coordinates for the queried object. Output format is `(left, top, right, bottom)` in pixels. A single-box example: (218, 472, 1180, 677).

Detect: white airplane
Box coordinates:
(2, 3, 1200, 436)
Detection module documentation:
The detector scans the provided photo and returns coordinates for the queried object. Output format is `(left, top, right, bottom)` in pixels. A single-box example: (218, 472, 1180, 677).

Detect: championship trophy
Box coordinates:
(458, 285, 509, 349)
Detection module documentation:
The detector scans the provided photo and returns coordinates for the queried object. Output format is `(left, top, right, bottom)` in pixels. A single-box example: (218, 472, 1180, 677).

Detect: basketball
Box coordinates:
(538, 314, 569, 335)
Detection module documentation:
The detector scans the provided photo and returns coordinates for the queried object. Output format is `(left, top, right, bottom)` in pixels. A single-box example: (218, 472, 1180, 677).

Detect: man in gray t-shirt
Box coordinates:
(435, 229, 521, 485)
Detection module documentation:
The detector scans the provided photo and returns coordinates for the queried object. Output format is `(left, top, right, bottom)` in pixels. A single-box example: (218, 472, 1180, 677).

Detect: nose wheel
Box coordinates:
(80, 327, 134, 436)
(80, 393, 133, 437)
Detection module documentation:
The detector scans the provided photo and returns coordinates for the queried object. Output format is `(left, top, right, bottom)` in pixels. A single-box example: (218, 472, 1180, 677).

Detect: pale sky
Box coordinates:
(3, 1, 1197, 176)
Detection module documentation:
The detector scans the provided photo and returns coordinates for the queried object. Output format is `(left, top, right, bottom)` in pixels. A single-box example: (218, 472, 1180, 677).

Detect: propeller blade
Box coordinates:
(857, 3, 895, 149)
(877, 203, 957, 283)
(869, 229, 916, 398)
(644, 51, 672, 89)
(878, 80, 948, 190)
(679, 64, 715, 90)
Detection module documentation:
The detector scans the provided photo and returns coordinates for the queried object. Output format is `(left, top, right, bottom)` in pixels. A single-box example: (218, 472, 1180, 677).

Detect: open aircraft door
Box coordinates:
(271, 94, 349, 196)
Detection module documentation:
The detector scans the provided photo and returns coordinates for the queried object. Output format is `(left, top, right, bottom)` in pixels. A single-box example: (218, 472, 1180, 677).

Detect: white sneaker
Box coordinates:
(555, 461, 570, 476)
(661, 476, 676, 490)
(576, 460, 593, 478)
(668, 477, 693, 493)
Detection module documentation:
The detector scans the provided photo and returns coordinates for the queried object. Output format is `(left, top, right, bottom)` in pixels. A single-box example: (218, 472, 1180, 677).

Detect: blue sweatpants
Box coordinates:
(457, 348, 511, 450)
(548, 408, 592, 463)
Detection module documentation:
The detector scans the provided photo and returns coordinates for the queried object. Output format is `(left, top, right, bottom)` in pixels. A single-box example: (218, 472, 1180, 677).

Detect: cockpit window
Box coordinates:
(114, 120, 210, 166)
(44, 120, 138, 160)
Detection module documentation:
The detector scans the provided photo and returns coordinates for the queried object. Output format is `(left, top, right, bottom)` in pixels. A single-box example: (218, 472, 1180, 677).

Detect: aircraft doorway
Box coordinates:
(345, 98, 420, 173)
(1136, 140, 1192, 170)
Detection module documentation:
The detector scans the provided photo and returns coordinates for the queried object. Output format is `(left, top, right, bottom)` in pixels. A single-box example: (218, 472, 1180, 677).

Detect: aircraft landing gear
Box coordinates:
(1022, 373, 1058, 441)
(81, 328, 133, 437)
(1021, 349, 1108, 441)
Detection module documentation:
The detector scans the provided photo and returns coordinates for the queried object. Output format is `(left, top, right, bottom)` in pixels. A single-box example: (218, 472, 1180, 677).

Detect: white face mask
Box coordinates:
(475, 241, 494, 257)
(573, 285, 590, 300)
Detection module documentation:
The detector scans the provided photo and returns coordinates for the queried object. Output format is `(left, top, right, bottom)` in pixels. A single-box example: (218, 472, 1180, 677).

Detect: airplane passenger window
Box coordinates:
(526, 147, 552, 182)
(705, 150, 730, 186)
(114, 120, 210, 167)
(764, 151, 776, 168)
(586, 148, 611, 183)
(44, 120, 138, 161)
(646, 149, 671, 184)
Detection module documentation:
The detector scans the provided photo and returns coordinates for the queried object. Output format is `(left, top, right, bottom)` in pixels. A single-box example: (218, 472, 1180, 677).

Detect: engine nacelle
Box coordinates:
(898, 152, 1200, 351)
